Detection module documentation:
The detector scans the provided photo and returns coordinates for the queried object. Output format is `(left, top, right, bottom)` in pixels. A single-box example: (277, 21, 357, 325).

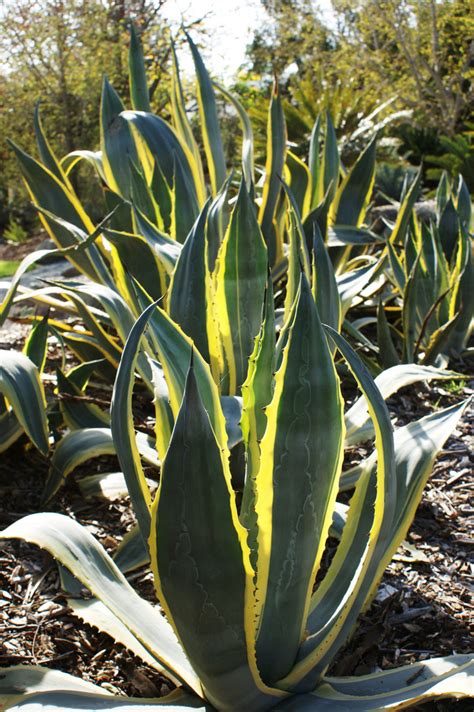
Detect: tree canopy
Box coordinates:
(246, 0, 473, 136)
(0, 0, 202, 223)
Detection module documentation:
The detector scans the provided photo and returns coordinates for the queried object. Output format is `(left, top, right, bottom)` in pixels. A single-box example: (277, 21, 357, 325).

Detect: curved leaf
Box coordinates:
(68, 597, 173, 678)
(0, 249, 53, 326)
(105, 228, 169, 303)
(113, 524, 149, 573)
(56, 367, 110, 431)
(132, 286, 228, 449)
(327, 226, 382, 246)
(150, 363, 281, 711)
(282, 326, 395, 691)
(0, 410, 24, 454)
(312, 223, 341, 332)
(365, 398, 471, 600)
(319, 112, 339, 206)
(258, 81, 287, 267)
(77, 471, 151, 501)
(134, 207, 182, 273)
(60, 149, 105, 181)
(438, 197, 460, 263)
(214, 82, 254, 188)
(376, 301, 400, 369)
(308, 114, 321, 209)
(0, 513, 201, 695)
(206, 173, 232, 272)
(0, 350, 48, 455)
(240, 280, 276, 550)
(111, 304, 158, 543)
(213, 180, 268, 394)
(337, 258, 382, 317)
(389, 168, 422, 246)
(169, 201, 211, 360)
(345, 364, 461, 445)
(274, 655, 474, 710)
(8, 142, 106, 282)
(100, 78, 138, 199)
(0, 665, 111, 708)
(34, 104, 70, 186)
(45, 427, 158, 504)
(186, 32, 226, 195)
(45, 428, 115, 503)
(129, 24, 151, 112)
(331, 139, 376, 228)
(286, 151, 311, 218)
(23, 314, 49, 371)
(170, 43, 206, 203)
(5, 690, 209, 711)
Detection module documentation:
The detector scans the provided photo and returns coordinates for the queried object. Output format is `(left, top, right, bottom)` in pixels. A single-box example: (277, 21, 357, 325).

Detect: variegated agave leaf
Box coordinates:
(0, 348, 49, 455)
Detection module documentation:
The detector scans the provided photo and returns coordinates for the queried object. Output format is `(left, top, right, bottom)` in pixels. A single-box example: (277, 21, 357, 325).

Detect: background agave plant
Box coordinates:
(347, 171, 473, 369)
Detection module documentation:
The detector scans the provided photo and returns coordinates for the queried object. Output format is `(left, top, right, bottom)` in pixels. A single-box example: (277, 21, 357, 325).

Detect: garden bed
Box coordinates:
(0, 320, 472, 709)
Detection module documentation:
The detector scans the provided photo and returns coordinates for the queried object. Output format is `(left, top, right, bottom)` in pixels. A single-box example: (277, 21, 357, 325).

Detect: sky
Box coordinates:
(162, 0, 335, 79)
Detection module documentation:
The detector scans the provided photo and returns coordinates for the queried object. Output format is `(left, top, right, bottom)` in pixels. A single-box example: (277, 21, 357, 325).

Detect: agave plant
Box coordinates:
(347, 171, 473, 369)
(1, 272, 472, 710)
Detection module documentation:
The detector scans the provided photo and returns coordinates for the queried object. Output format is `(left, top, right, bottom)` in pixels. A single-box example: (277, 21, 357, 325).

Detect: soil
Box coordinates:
(0, 322, 472, 710)
(0, 232, 46, 262)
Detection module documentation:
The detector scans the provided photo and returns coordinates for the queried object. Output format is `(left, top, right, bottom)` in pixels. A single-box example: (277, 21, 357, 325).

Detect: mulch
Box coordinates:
(0, 323, 472, 709)
(0, 233, 46, 262)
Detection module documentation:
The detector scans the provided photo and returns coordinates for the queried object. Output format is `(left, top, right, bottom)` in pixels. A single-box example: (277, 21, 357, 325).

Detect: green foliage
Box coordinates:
(427, 125, 474, 192)
(248, 0, 335, 78)
(329, 0, 474, 136)
(0, 0, 207, 225)
(0, 260, 20, 277)
(244, 0, 473, 172)
(2, 218, 28, 243)
(444, 378, 467, 395)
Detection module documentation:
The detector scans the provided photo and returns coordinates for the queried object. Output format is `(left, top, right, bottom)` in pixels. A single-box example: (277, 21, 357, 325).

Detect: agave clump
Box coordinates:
(373, 171, 472, 368)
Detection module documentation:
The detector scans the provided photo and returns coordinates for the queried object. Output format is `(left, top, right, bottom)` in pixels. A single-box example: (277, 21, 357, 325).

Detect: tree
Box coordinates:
(0, 0, 203, 225)
(243, 1, 402, 161)
(243, 0, 473, 176)
(247, 1, 473, 135)
(333, 0, 474, 136)
(247, 0, 335, 79)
